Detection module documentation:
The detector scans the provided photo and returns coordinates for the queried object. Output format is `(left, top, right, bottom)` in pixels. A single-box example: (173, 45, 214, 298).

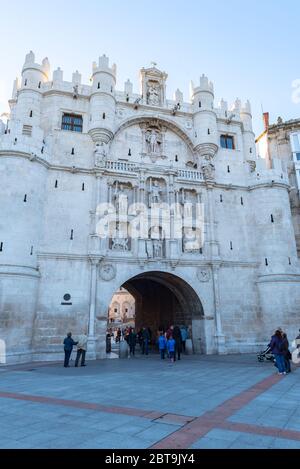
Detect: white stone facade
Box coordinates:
(0, 52, 300, 364)
(256, 115, 300, 256)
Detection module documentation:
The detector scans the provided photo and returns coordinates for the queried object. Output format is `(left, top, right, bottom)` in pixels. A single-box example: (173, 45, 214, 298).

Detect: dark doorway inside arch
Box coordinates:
(117, 271, 204, 353)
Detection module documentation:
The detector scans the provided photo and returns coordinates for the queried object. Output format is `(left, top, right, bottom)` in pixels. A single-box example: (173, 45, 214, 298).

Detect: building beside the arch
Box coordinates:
(0, 51, 300, 364)
(256, 113, 300, 256)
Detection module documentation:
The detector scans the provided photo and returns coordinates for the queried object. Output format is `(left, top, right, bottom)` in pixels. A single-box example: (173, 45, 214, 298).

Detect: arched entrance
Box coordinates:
(108, 271, 205, 353)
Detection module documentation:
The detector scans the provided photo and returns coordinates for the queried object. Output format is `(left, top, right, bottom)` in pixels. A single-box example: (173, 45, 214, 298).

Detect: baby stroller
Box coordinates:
(257, 345, 275, 362)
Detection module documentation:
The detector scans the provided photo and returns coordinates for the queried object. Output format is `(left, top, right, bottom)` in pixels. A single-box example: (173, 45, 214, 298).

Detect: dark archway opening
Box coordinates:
(116, 271, 204, 351)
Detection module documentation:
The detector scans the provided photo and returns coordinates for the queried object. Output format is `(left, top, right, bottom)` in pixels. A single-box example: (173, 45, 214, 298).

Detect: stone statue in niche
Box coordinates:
(201, 155, 215, 181)
(145, 129, 161, 154)
(149, 180, 162, 205)
(113, 183, 128, 214)
(147, 81, 160, 106)
(95, 142, 107, 167)
(153, 239, 163, 258)
(182, 228, 201, 253)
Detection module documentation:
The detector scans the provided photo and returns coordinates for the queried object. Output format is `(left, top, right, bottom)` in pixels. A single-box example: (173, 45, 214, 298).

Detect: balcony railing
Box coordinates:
(105, 160, 137, 172)
(177, 169, 203, 181)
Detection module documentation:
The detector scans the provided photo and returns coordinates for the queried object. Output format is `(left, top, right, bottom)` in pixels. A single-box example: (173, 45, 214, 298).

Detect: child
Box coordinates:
(167, 335, 176, 362)
(158, 332, 167, 359)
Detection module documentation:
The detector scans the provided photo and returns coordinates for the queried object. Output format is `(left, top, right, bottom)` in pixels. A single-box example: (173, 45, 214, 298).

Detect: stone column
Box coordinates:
(206, 183, 219, 258)
(87, 256, 100, 359)
(212, 264, 226, 354)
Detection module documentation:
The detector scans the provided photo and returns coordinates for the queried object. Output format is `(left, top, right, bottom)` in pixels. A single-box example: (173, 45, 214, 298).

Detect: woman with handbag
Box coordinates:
(282, 332, 291, 373)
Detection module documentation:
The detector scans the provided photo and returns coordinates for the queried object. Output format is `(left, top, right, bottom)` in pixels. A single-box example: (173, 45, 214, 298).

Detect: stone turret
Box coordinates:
(88, 54, 117, 144)
(240, 100, 256, 160)
(192, 74, 218, 166)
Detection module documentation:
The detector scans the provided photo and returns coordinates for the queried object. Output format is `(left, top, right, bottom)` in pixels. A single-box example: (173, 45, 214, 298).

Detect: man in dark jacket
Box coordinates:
(269, 330, 286, 374)
(63, 332, 78, 368)
(173, 325, 182, 361)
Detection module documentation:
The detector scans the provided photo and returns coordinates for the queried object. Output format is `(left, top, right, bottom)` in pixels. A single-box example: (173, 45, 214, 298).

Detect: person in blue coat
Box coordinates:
(158, 332, 167, 359)
(63, 332, 78, 368)
(167, 335, 176, 362)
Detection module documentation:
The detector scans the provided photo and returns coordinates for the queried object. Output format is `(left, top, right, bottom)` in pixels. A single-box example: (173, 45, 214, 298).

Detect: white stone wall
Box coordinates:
(1, 52, 300, 363)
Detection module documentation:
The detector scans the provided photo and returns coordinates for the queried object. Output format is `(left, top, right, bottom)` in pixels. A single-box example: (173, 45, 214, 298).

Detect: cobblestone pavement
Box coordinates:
(0, 353, 299, 449)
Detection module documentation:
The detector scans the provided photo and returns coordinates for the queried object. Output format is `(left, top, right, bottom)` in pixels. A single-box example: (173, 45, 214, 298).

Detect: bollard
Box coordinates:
(185, 338, 194, 355)
(119, 341, 129, 358)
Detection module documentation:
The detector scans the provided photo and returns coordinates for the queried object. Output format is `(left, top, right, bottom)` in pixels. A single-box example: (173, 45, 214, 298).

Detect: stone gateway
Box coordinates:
(0, 52, 300, 364)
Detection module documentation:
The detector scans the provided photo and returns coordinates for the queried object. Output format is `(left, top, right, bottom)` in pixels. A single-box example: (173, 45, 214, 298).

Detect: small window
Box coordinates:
(0, 242, 3, 252)
(55, 180, 58, 188)
(111, 86, 113, 92)
(289, 257, 291, 265)
(97, 82, 100, 89)
(38, 81, 41, 89)
(220, 135, 234, 149)
(24, 79, 27, 86)
(241, 197, 244, 205)
(63, 293, 71, 302)
(208, 128, 210, 134)
(70, 229, 74, 240)
(220, 194, 223, 202)
(250, 147, 252, 154)
(175, 155, 178, 162)
(114, 308, 118, 313)
(296, 152, 300, 161)
(199, 247, 203, 254)
(30, 246, 33, 255)
(29, 110, 33, 117)
(230, 241, 233, 250)
(41, 146, 44, 154)
(71, 147, 75, 155)
(271, 214, 274, 223)
(24, 194, 27, 202)
(102, 112, 106, 119)
(128, 148, 131, 156)
(61, 113, 83, 132)
(227, 165, 230, 173)
(82, 183, 85, 191)
(199, 101, 201, 108)
(265, 258, 268, 266)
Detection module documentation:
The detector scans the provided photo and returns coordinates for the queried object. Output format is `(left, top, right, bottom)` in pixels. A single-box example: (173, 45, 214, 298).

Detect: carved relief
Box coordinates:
(197, 268, 211, 282)
(100, 263, 116, 281)
(182, 227, 202, 253)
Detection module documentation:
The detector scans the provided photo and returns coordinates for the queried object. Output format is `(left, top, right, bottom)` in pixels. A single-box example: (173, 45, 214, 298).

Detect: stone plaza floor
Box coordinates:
(0, 353, 299, 449)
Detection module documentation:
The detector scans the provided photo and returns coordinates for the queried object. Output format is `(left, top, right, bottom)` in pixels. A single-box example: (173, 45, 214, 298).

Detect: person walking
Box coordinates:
(269, 329, 286, 375)
(167, 335, 176, 362)
(128, 328, 137, 356)
(180, 326, 188, 353)
(63, 332, 78, 368)
(282, 332, 291, 373)
(142, 327, 150, 355)
(173, 325, 182, 361)
(75, 333, 87, 367)
(158, 332, 167, 359)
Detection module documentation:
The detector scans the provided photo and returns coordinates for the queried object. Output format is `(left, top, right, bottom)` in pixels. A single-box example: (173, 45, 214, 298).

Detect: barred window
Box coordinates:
(61, 113, 83, 132)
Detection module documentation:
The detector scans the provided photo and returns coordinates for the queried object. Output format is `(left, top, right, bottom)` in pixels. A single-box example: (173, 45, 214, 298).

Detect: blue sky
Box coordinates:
(0, 0, 299, 135)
